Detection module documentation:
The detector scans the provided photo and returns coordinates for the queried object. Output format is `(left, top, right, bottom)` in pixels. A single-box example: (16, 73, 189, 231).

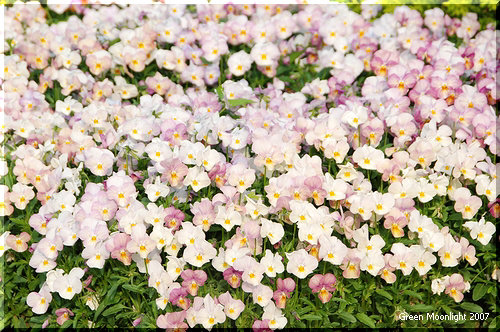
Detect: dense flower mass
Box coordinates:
(1, 2, 498, 329)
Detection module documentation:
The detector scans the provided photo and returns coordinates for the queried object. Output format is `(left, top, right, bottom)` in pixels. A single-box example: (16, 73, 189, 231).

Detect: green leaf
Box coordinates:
(441, 305, 452, 314)
(489, 316, 497, 329)
(102, 304, 128, 317)
(448, 213, 463, 221)
(402, 290, 423, 301)
(288, 50, 305, 64)
(355, 313, 376, 328)
(375, 289, 393, 300)
(351, 281, 363, 291)
(60, 319, 73, 328)
(301, 314, 322, 321)
(122, 284, 143, 293)
(337, 311, 357, 323)
(405, 304, 434, 312)
(472, 283, 488, 301)
(228, 98, 255, 107)
(460, 302, 483, 313)
(200, 56, 212, 65)
(215, 86, 224, 100)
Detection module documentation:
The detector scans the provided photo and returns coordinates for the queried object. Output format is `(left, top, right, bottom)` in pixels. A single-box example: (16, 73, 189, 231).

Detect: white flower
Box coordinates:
(214, 205, 242, 232)
(360, 253, 385, 276)
(464, 218, 496, 245)
(285, 249, 318, 279)
(85, 294, 99, 311)
(183, 166, 211, 192)
(183, 240, 217, 268)
(262, 302, 288, 330)
(431, 276, 448, 295)
(252, 284, 273, 307)
(26, 286, 52, 314)
(352, 145, 384, 170)
(318, 234, 348, 265)
(198, 294, 226, 330)
(260, 218, 284, 245)
(260, 250, 284, 277)
(0, 231, 11, 257)
(53, 268, 85, 300)
(145, 178, 170, 202)
(228, 50, 253, 76)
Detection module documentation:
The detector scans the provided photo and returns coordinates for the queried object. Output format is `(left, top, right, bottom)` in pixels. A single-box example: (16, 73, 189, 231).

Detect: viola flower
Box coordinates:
(272, 278, 295, 309)
(157, 311, 189, 330)
(6, 232, 30, 252)
(169, 287, 191, 310)
(183, 166, 211, 192)
(234, 255, 265, 287)
(308, 273, 337, 303)
(198, 294, 226, 330)
(453, 187, 482, 219)
(260, 250, 284, 278)
(29, 251, 57, 273)
(126, 227, 156, 260)
(0, 185, 14, 216)
(82, 244, 110, 269)
(27, 286, 52, 314)
(53, 268, 85, 300)
(228, 50, 253, 76)
(227, 164, 256, 193)
(352, 145, 384, 170)
(56, 308, 74, 326)
(444, 274, 467, 302)
(438, 234, 462, 267)
(464, 218, 496, 245)
(260, 218, 284, 245)
(389, 243, 416, 276)
(251, 42, 280, 67)
(286, 249, 318, 279)
(183, 240, 217, 268)
(459, 237, 478, 266)
(262, 302, 287, 330)
(223, 267, 243, 289)
(379, 254, 397, 284)
(106, 232, 132, 266)
(181, 269, 208, 296)
(9, 183, 35, 210)
(218, 291, 245, 320)
(253, 319, 272, 332)
(251, 284, 274, 308)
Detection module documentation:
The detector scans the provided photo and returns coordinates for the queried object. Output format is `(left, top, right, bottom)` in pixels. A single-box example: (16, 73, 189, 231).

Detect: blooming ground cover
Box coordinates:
(1, 2, 499, 329)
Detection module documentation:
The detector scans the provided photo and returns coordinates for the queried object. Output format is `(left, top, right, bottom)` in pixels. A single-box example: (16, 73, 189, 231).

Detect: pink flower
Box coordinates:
(181, 269, 207, 296)
(252, 319, 272, 332)
(453, 187, 482, 219)
(164, 206, 185, 231)
(169, 287, 191, 310)
(444, 274, 466, 302)
(488, 199, 500, 218)
(218, 291, 245, 320)
(132, 317, 142, 327)
(308, 273, 337, 303)
(157, 311, 188, 329)
(105, 232, 132, 266)
(6, 232, 30, 252)
(55, 308, 74, 326)
(160, 158, 189, 188)
(379, 254, 397, 284)
(272, 277, 295, 309)
(223, 267, 243, 289)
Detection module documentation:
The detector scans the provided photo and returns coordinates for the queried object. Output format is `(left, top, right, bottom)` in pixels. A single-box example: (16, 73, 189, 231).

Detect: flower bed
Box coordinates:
(1, 2, 498, 329)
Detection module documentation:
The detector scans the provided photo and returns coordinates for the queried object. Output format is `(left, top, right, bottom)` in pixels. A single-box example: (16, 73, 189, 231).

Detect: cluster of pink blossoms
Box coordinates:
(1, 3, 498, 329)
